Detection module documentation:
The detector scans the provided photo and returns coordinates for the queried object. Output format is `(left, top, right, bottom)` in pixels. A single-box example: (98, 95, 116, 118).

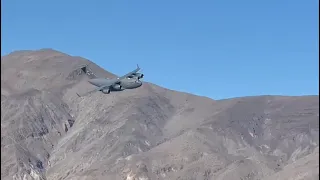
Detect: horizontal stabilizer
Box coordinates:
(77, 63, 97, 79)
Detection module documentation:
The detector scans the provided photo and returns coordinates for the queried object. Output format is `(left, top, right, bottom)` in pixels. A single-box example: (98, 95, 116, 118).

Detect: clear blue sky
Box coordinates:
(2, 0, 319, 99)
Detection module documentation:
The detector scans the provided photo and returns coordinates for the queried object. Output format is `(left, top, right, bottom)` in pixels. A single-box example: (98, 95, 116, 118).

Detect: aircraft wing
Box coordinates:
(76, 83, 112, 97)
(116, 64, 141, 80)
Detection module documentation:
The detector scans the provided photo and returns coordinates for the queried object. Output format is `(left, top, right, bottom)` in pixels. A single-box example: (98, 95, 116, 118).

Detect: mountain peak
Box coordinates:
(1, 49, 116, 94)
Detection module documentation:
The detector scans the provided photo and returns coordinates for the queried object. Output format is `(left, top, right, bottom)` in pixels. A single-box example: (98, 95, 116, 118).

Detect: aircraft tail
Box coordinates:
(78, 64, 98, 79)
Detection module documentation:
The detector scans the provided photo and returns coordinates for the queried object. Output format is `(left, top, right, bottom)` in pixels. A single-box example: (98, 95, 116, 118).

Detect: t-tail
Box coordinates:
(79, 64, 98, 79)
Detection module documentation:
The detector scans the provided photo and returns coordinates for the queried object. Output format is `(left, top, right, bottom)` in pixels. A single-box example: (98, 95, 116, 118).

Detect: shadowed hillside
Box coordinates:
(1, 49, 318, 180)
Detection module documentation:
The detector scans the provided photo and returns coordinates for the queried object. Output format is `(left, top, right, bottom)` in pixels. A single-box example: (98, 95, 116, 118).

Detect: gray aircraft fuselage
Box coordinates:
(88, 78, 142, 91)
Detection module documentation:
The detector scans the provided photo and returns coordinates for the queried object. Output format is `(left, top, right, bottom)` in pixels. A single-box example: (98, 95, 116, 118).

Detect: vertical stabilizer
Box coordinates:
(80, 64, 98, 79)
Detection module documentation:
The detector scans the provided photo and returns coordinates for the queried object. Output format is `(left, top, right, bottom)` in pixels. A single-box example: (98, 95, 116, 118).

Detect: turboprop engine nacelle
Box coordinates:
(129, 73, 144, 79)
(102, 88, 110, 94)
(112, 84, 122, 90)
(136, 73, 144, 79)
(128, 73, 144, 79)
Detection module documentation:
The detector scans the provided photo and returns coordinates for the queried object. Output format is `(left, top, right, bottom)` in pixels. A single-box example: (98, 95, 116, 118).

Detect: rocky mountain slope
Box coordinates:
(1, 49, 319, 180)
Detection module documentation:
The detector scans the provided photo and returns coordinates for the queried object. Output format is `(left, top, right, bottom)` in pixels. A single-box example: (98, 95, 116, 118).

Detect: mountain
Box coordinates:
(1, 49, 319, 180)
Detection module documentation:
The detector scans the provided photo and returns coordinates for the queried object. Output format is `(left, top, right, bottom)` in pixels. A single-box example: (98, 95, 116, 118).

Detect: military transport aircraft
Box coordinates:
(76, 64, 144, 97)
